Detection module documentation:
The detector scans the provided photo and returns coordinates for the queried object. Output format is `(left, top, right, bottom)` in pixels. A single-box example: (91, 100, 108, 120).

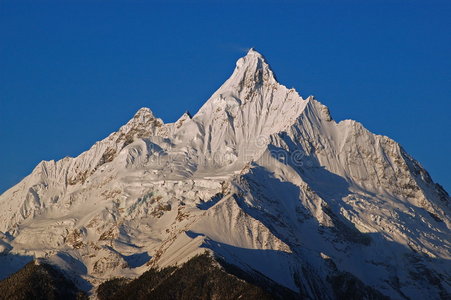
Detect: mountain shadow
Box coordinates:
(232, 163, 450, 299)
(0, 253, 33, 281)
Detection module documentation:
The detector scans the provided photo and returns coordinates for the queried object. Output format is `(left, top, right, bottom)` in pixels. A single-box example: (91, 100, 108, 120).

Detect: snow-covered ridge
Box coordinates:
(0, 49, 449, 299)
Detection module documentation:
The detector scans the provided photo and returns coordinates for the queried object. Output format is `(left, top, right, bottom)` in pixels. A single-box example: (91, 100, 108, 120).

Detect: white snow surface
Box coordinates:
(0, 49, 449, 299)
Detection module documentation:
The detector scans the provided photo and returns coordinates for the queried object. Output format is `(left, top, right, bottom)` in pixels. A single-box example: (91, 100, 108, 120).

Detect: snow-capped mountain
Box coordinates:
(0, 49, 449, 299)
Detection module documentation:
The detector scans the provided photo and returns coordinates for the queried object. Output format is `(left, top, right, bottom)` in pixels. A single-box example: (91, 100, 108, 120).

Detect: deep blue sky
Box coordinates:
(1, 0, 450, 193)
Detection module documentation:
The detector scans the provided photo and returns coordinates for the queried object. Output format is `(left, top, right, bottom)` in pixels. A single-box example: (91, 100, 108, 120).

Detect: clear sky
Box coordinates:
(0, 0, 450, 193)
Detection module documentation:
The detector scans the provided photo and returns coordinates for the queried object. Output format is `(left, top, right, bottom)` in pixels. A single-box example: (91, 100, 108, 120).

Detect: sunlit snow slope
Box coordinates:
(0, 49, 449, 299)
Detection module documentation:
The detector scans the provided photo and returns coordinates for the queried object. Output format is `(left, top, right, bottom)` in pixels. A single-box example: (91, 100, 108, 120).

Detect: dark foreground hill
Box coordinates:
(0, 254, 392, 300)
(97, 254, 297, 300)
(0, 261, 86, 300)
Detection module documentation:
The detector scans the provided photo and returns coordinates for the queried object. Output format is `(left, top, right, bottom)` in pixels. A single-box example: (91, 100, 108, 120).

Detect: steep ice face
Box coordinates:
(173, 49, 308, 173)
(0, 49, 449, 299)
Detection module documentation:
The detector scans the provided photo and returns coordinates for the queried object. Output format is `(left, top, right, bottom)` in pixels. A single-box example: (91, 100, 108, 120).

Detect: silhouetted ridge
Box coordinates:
(0, 261, 87, 300)
(97, 254, 298, 300)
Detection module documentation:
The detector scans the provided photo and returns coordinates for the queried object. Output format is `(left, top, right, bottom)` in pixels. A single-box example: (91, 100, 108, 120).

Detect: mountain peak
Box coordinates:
(236, 47, 268, 69)
(117, 107, 164, 137)
(214, 48, 278, 94)
(245, 47, 263, 57)
(134, 107, 154, 117)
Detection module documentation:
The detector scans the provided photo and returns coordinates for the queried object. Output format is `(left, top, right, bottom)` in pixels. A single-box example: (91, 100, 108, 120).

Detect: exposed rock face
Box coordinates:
(0, 49, 449, 299)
